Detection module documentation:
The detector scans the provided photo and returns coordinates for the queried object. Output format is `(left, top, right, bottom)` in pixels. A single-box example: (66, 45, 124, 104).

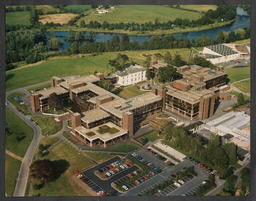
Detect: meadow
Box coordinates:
(6, 48, 190, 92)
(78, 5, 202, 25)
(178, 5, 217, 12)
(225, 67, 250, 83)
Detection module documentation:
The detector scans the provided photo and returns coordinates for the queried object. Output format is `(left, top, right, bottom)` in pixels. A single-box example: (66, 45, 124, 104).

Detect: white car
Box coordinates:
(178, 179, 185, 185)
(174, 182, 181, 187)
(77, 174, 83, 178)
(120, 165, 125, 169)
(202, 181, 206, 185)
(106, 172, 111, 177)
(97, 190, 104, 195)
(122, 185, 129, 191)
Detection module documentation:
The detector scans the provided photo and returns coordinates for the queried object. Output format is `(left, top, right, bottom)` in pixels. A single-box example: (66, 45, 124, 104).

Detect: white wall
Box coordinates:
(117, 70, 146, 86)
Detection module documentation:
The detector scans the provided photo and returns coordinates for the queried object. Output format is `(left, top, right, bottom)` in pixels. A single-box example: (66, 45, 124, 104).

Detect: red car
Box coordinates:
(215, 172, 220, 176)
(142, 176, 148, 180)
(113, 169, 117, 174)
(108, 165, 113, 168)
(128, 161, 134, 166)
(75, 172, 81, 176)
(149, 164, 155, 168)
(127, 173, 133, 178)
(147, 173, 152, 177)
(100, 192, 106, 196)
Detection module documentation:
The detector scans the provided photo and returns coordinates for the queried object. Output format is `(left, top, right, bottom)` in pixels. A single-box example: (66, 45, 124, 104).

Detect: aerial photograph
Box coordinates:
(5, 4, 250, 197)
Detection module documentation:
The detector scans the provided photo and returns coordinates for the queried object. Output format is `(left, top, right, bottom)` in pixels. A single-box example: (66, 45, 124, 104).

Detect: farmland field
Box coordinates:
(64, 5, 92, 13)
(6, 48, 190, 92)
(178, 5, 218, 12)
(6, 11, 31, 26)
(78, 5, 202, 24)
(39, 13, 78, 25)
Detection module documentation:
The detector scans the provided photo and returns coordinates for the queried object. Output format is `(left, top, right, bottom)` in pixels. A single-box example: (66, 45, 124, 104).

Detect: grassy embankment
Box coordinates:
(31, 116, 63, 136)
(32, 142, 94, 196)
(6, 48, 190, 92)
(5, 154, 22, 196)
(6, 107, 34, 157)
(110, 143, 138, 152)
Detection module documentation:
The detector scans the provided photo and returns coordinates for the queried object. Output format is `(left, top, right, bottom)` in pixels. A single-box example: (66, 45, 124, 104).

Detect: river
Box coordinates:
(45, 7, 250, 51)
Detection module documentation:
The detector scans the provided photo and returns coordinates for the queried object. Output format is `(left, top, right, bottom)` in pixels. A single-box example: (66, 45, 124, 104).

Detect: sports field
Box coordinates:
(6, 48, 190, 92)
(5, 154, 22, 196)
(225, 67, 250, 83)
(32, 142, 94, 196)
(6, 107, 34, 158)
(78, 5, 202, 24)
(6, 11, 31, 26)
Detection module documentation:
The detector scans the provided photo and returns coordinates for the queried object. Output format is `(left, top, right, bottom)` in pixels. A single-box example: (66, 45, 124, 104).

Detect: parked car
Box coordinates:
(120, 165, 125, 169)
(178, 179, 185, 185)
(92, 186, 100, 191)
(110, 170, 115, 175)
(128, 161, 134, 166)
(108, 165, 113, 168)
(135, 180, 140, 185)
(113, 169, 117, 174)
(171, 174, 176, 178)
(139, 176, 145, 182)
(106, 172, 111, 177)
(174, 182, 181, 187)
(142, 175, 148, 180)
(118, 167, 122, 171)
(147, 172, 153, 177)
(127, 173, 133, 178)
(122, 185, 129, 191)
(187, 174, 193, 179)
(132, 152, 138, 157)
(154, 166, 160, 170)
(150, 171, 155, 176)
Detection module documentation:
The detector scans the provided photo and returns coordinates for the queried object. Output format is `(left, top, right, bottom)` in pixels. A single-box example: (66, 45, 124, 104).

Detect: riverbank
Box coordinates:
(46, 19, 236, 37)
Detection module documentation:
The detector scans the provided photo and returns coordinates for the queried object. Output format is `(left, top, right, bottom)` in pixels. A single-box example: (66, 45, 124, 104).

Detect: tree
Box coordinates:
(193, 55, 215, 68)
(172, 53, 186, 67)
(237, 93, 245, 105)
(80, 20, 85, 27)
(30, 159, 55, 183)
(146, 66, 151, 80)
(164, 51, 172, 64)
(48, 37, 62, 50)
(223, 143, 237, 165)
(98, 80, 112, 91)
(236, 29, 246, 40)
(240, 168, 250, 195)
(223, 176, 236, 195)
(217, 31, 225, 43)
(144, 57, 151, 68)
(158, 65, 177, 83)
(208, 174, 215, 186)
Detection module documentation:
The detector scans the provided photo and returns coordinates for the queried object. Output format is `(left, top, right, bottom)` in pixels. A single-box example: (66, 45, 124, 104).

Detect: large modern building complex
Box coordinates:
(202, 43, 250, 64)
(30, 64, 227, 147)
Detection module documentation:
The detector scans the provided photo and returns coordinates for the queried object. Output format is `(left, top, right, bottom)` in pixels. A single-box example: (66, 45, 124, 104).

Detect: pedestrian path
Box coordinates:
(6, 150, 23, 162)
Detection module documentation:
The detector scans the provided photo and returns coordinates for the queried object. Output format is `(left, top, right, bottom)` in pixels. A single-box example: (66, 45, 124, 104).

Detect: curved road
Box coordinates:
(6, 87, 44, 196)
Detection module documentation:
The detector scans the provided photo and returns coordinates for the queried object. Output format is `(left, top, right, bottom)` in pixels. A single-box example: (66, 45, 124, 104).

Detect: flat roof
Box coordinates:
(100, 92, 162, 118)
(34, 86, 68, 100)
(81, 108, 110, 124)
(75, 122, 128, 142)
(166, 84, 214, 104)
(60, 75, 99, 89)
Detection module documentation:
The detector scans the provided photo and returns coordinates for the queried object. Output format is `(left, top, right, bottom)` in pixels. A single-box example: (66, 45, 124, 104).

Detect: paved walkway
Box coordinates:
(5, 150, 23, 162)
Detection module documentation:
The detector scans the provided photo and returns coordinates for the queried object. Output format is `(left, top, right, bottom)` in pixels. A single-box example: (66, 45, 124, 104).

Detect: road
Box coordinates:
(6, 101, 42, 196)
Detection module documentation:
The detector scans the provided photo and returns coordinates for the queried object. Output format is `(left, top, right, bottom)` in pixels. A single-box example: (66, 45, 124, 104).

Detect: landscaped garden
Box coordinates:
(43, 107, 67, 115)
(97, 125, 119, 134)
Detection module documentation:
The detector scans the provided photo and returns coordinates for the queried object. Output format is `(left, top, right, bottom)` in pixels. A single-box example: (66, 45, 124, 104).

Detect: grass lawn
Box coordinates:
(111, 143, 137, 152)
(233, 79, 250, 94)
(6, 107, 34, 157)
(85, 152, 114, 164)
(229, 38, 250, 45)
(32, 142, 94, 196)
(143, 132, 161, 142)
(228, 91, 250, 100)
(119, 86, 147, 99)
(26, 82, 51, 92)
(7, 92, 31, 115)
(5, 154, 22, 196)
(225, 67, 250, 83)
(68, 120, 72, 127)
(178, 5, 217, 12)
(33, 137, 60, 159)
(31, 116, 62, 136)
(6, 48, 190, 92)
(6, 11, 31, 26)
(79, 5, 202, 25)
(43, 108, 67, 115)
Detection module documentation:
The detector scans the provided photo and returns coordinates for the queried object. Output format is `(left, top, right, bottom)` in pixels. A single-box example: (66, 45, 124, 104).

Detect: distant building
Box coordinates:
(116, 65, 146, 86)
(97, 8, 108, 14)
(202, 43, 250, 64)
(149, 60, 168, 76)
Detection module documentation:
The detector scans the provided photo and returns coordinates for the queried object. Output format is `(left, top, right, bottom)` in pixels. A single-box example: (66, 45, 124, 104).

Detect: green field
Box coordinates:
(119, 86, 147, 99)
(26, 82, 51, 92)
(178, 5, 217, 12)
(5, 154, 22, 196)
(36, 5, 60, 14)
(225, 67, 250, 83)
(85, 152, 114, 164)
(31, 116, 62, 136)
(7, 92, 31, 115)
(64, 5, 91, 13)
(6, 107, 34, 157)
(233, 79, 250, 94)
(142, 132, 161, 142)
(78, 5, 202, 25)
(6, 11, 31, 26)
(111, 143, 137, 152)
(32, 142, 94, 196)
(6, 49, 190, 92)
